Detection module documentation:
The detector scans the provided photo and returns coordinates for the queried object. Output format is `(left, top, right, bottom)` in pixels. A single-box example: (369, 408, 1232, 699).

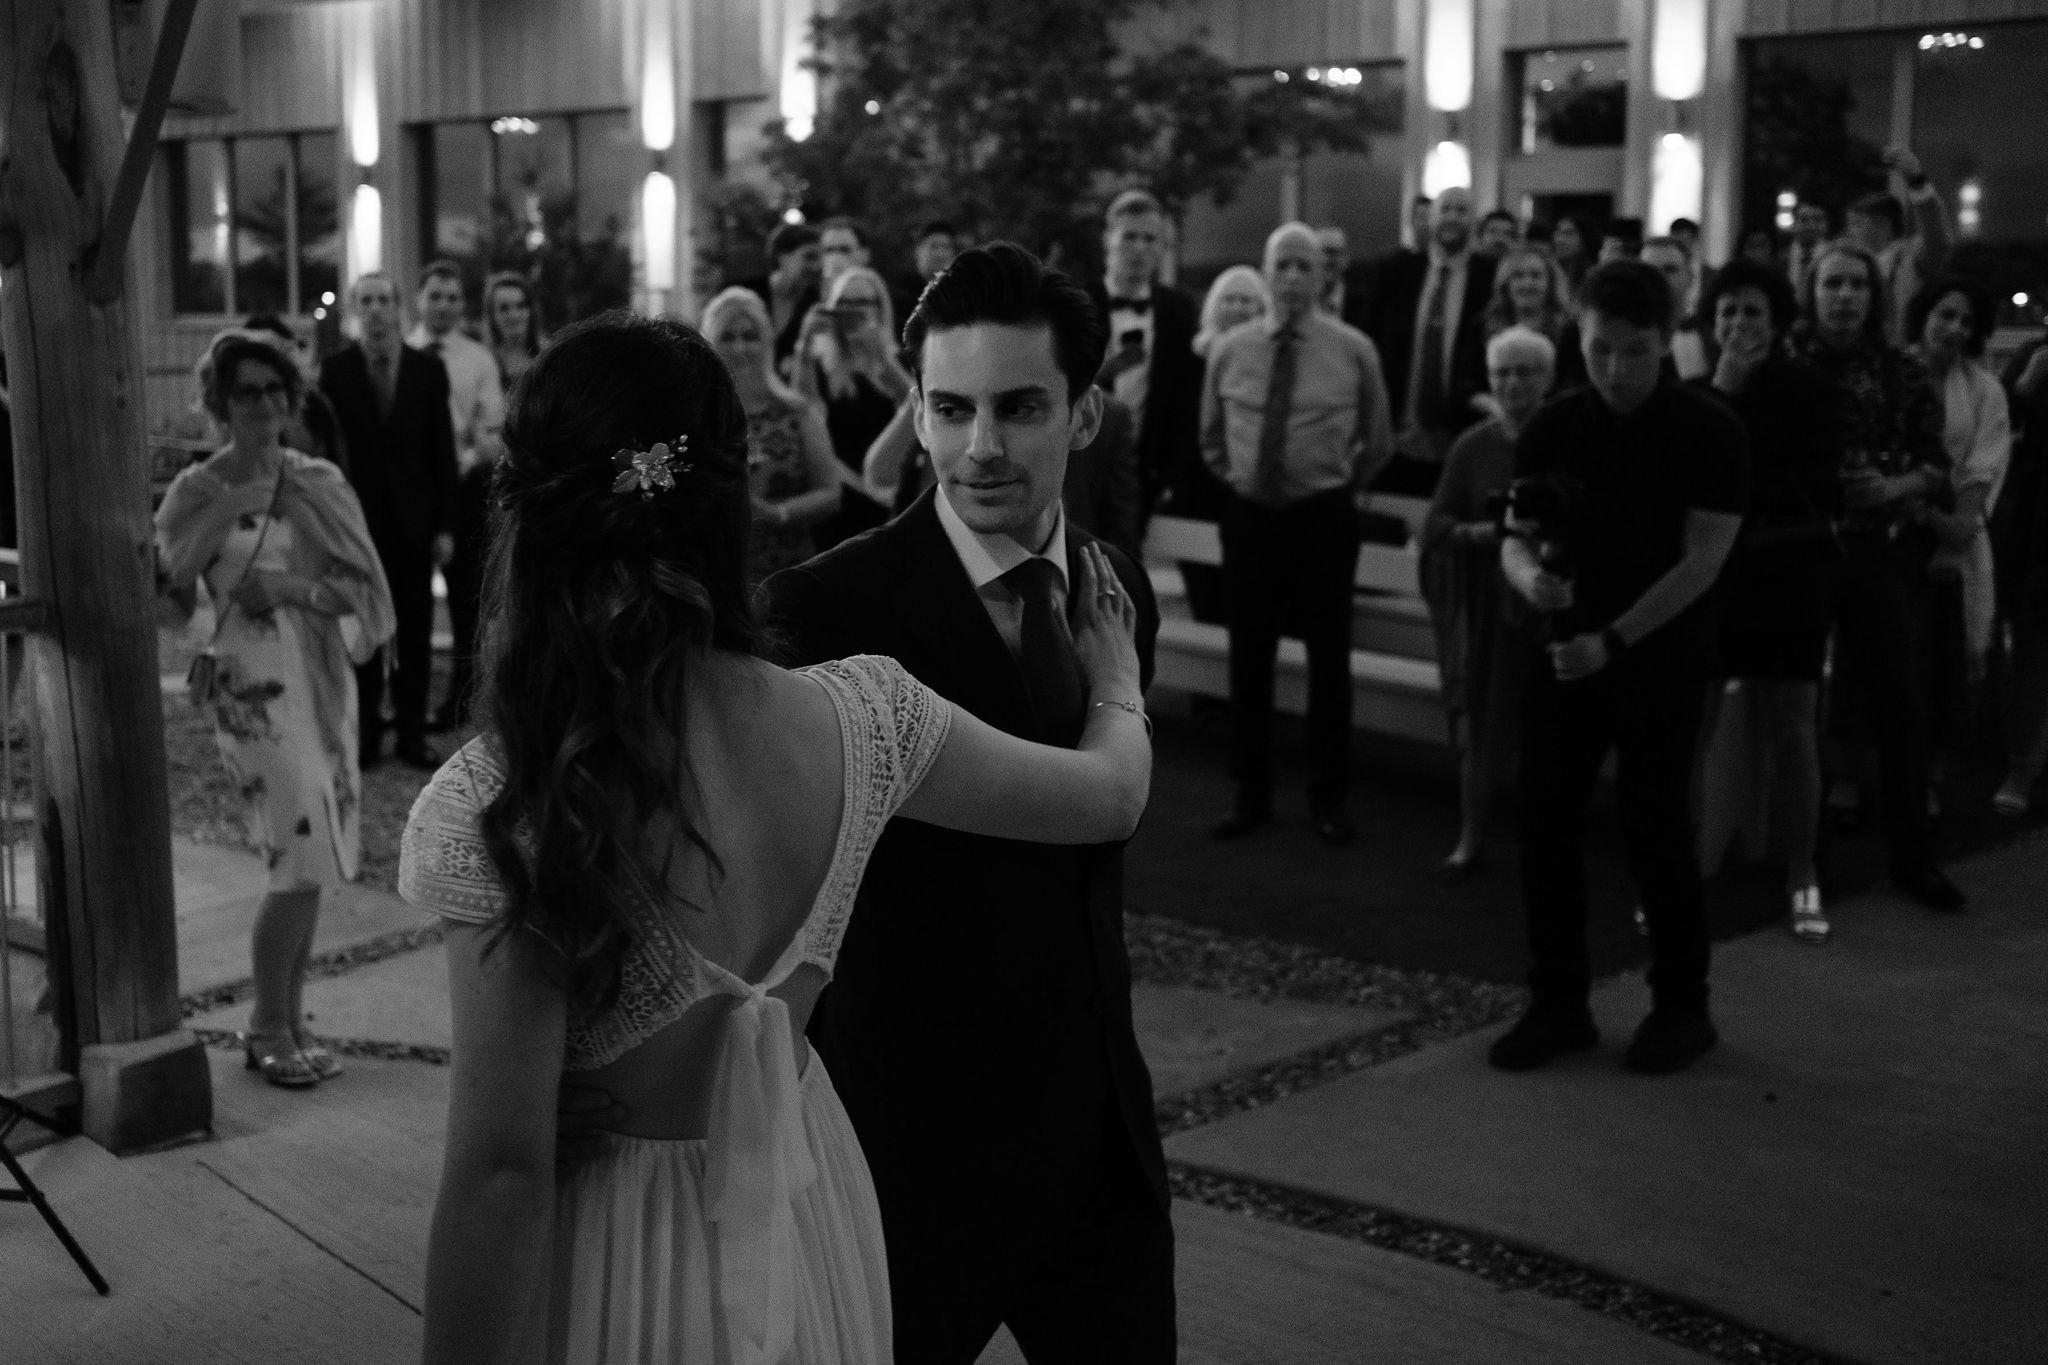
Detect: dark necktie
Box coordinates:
(1252, 326, 1298, 505)
(371, 351, 396, 419)
(1409, 263, 1450, 429)
(1003, 558, 1085, 745)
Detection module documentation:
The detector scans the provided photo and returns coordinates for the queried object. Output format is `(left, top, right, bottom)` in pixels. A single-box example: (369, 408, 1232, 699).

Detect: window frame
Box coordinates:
(161, 128, 339, 319)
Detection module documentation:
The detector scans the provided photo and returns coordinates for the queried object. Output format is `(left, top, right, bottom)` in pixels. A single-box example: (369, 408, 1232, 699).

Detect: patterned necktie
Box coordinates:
(1002, 558, 1085, 745)
(1252, 326, 1298, 505)
(1409, 263, 1450, 429)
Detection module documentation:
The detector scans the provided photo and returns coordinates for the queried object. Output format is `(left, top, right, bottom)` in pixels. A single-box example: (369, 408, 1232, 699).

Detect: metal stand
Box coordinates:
(0, 1096, 110, 1295)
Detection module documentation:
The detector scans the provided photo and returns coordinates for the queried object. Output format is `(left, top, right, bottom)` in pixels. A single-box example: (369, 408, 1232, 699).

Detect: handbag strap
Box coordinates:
(204, 463, 289, 649)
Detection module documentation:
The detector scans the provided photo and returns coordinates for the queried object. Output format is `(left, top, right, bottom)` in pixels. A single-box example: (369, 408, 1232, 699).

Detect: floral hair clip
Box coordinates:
(611, 435, 691, 501)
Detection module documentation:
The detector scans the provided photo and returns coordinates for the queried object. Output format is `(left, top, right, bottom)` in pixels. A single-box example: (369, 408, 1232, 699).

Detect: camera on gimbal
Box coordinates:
(1486, 473, 1587, 585)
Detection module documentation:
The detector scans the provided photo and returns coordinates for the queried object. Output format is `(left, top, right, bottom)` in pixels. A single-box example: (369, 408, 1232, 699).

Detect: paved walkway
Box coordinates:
(6, 830, 2046, 1361)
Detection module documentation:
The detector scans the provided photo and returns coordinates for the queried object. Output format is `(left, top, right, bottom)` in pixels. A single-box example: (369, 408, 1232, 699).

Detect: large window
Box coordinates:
(1516, 46, 1629, 154)
(162, 132, 339, 316)
(415, 110, 635, 330)
(1744, 22, 2048, 328)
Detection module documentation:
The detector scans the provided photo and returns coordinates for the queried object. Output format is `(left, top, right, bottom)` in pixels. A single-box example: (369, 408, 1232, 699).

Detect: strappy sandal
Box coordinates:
(1789, 885, 1830, 945)
(243, 1030, 321, 1088)
(294, 1028, 344, 1082)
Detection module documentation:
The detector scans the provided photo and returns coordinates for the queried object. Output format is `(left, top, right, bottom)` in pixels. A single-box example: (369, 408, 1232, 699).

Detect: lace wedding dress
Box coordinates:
(400, 655, 952, 1364)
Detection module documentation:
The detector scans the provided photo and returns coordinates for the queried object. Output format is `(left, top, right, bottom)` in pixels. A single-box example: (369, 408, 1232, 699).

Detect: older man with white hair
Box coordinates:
(1201, 221, 1394, 845)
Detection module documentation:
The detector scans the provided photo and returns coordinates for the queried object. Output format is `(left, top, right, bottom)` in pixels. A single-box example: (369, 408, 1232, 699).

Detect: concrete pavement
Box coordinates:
(7, 830, 2047, 1361)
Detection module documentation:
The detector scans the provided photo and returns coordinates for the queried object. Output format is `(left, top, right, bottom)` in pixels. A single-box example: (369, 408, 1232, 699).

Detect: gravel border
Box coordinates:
(1168, 1166, 1850, 1365)
(179, 922, 444, 1020)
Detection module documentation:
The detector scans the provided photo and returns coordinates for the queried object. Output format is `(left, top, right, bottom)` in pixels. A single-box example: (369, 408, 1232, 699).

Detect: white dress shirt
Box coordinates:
(934, 484, 1070, 659)
(1103, 277, 1155, 439)
(407, 324, 505, 470)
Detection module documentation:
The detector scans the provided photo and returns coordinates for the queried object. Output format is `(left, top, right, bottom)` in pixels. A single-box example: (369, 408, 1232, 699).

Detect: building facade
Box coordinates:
(138, 0, 2048, 431)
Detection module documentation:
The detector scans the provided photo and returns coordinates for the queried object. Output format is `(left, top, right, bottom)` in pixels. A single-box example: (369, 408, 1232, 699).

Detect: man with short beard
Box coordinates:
(1365, 186, 1496, 495)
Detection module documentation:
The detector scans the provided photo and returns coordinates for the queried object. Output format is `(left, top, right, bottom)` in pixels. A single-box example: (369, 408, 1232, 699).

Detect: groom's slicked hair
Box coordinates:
(902, 241, 1107, 406)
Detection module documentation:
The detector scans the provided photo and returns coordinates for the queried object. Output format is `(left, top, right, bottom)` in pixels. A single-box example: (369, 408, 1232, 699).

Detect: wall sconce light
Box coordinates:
(642, 170, 677, 292)
(1424, 0, 1474, 112)
(349, 183, 383, 277)
(1648, 132, 1703, 233)
(1652, 0, 1707, 102)
(1423, 140, 1471, 196)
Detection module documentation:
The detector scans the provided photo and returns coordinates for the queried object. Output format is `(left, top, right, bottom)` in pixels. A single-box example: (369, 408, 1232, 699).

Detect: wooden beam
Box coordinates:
(80, 0, 199, 304)
(0, 0, 210, 1152)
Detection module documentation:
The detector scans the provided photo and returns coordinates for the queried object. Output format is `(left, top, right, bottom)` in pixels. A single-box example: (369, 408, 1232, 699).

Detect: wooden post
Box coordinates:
(0, 0, 210, 1151)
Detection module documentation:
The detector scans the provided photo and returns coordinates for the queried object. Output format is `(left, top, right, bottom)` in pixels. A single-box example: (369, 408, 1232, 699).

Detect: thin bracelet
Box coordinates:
(1092, 699, 1153, 739)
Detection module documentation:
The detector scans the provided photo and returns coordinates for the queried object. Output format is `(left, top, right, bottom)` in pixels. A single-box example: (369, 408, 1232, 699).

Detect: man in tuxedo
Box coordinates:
(1364, 185, 1495, 497)
(318, 272, 459, 770)
(1087, 188, 1205, 520)
(766, 242, 1174, 1364)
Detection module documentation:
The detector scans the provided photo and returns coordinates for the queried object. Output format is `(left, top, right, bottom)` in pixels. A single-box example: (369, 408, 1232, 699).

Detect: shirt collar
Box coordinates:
(934, 483, 1069, 595)
(1260, 308, 1314, 339)
(406, 323, 473, 353)
(1104, 278, 1153, 305)
(1426, 245, 1470, 271)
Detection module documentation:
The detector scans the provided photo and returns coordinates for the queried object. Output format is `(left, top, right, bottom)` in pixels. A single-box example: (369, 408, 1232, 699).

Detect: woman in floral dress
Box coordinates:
(156, 330, 396, 1087)
(702, 287, 841, 580)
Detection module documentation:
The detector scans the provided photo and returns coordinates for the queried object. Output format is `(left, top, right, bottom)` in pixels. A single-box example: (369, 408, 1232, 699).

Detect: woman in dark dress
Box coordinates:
(1420, 326, 1552, 882)
(793, 266, 913, 548)
(1693, 260, 1845, 941)
(1783, 242, 1960, 912)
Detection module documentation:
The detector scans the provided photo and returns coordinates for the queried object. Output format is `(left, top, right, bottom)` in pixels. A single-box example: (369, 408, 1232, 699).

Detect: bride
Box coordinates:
(398, 312, 1151, 1364)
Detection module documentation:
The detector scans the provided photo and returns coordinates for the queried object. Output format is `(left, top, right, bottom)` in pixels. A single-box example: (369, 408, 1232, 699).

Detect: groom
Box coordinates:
(766, 243, 1175, 1363)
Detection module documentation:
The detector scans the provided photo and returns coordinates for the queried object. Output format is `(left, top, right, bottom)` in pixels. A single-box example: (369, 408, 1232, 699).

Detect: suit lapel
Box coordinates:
(889, 492, 1037, 739)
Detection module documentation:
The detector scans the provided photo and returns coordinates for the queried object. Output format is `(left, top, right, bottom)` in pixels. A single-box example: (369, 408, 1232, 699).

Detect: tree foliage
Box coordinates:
(1742, 55, 1888, 232)
(760, 0, 1391, 270)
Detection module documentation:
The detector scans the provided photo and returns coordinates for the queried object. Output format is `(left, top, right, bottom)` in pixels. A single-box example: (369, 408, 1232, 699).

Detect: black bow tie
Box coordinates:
(1107, 296, 1151, 314)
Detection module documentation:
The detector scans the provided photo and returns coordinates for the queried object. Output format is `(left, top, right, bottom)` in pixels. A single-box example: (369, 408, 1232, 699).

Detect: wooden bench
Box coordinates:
(1141, 497, 1448, 746)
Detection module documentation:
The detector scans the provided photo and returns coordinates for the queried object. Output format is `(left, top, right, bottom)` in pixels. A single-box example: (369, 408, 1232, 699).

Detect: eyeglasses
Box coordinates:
(230, 381, 291, 404)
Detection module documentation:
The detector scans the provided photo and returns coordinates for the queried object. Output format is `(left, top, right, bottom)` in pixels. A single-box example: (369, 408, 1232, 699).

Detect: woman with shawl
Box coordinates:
(156, 328, 396, 1087)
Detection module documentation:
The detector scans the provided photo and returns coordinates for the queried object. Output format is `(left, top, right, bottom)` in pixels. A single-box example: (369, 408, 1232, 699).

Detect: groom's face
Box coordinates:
(916, 321, 1102, 552)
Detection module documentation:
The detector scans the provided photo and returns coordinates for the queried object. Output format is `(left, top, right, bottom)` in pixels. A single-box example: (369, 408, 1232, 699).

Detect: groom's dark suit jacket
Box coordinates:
(765, 487, 1167, 1312)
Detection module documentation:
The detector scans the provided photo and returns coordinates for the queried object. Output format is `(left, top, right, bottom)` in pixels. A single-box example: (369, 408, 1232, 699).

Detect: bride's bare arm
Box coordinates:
(896, 543, 1151, 844)
(421, 924, 567, 1365)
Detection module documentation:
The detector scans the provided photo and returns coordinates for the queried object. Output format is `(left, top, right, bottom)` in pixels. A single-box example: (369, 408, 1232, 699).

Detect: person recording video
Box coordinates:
(1490, 258, 1749, 1078)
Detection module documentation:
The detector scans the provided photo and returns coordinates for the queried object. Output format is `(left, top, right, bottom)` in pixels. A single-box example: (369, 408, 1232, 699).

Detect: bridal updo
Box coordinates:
(476, 311, 763, 1009)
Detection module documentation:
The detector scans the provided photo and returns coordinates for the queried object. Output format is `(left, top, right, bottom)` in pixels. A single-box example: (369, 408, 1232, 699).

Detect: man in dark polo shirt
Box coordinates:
(1491, 258, 1750, 1076)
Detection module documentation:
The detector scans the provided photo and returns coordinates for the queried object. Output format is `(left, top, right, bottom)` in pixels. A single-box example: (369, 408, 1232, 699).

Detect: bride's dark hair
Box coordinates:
(474, 310, 758, 1011)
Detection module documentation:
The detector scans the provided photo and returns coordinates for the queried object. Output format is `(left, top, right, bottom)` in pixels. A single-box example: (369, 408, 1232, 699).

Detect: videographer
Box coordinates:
(1490, 259, 1749, 1076)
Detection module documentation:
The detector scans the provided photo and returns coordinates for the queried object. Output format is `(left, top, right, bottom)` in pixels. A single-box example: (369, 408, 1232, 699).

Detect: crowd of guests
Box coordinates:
(126, 140, 2048, 1363)
(151, 143, 2047, 1089)
(1046, 147, 2044, 979)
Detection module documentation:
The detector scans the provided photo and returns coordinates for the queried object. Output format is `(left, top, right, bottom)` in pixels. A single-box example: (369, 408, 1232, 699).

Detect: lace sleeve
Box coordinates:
(884, 659, 952, 813)
(397, 740, 510, 925)
(836, 654, 953, 817)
